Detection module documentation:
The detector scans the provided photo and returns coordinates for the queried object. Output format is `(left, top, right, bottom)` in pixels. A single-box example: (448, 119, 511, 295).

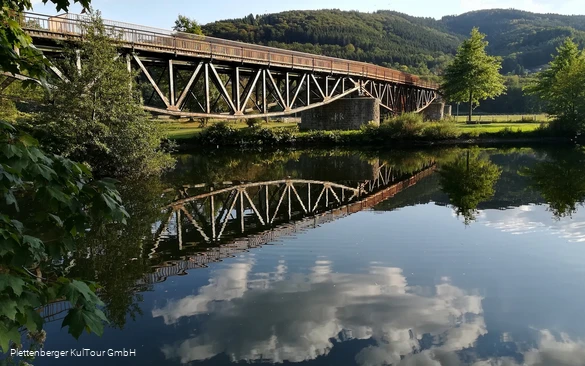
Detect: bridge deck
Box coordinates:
(22, 12, 438, 90)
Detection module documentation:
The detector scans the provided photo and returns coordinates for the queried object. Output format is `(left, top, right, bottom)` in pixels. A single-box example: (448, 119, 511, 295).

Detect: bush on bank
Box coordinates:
(186, 114, 560, 148)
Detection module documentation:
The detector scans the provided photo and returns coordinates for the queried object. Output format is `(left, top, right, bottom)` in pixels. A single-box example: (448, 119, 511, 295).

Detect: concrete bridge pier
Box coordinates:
(300, 97, 380, 131)
(422, 100, 446, 121)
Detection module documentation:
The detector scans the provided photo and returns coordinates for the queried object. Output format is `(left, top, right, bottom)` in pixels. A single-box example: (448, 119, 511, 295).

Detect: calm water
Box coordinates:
(31, 146, 585, 365)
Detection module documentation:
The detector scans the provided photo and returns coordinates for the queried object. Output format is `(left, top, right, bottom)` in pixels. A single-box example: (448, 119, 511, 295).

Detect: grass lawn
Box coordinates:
(455, 122, 545, 134)
(452, 114, 550, 123)
(162, 120, 299, 139)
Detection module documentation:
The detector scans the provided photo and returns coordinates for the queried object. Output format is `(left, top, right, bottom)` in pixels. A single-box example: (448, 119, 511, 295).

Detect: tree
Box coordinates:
(441, 28, 506, 123)
(525, 38, 585, 134)
(173, 15, 203, 35)
(0, 121, 128, 352)
(439, 149, 502, 224)
(36, 12, 174, 178)
(0, 0, 90, 83)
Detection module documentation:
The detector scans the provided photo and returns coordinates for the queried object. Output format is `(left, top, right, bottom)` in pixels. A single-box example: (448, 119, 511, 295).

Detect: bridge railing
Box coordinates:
(21, 12, 438, 90)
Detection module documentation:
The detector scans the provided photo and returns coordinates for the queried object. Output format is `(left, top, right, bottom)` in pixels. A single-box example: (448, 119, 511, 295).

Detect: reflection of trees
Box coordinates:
(439, 149, 502, 224)
(521, 148, 585, 219)
(68, 178, 169, 329)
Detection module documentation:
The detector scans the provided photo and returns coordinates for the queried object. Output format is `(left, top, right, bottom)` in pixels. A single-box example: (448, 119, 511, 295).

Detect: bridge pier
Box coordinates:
(422, 100, 447, 121)
(300, 97, 380, 131)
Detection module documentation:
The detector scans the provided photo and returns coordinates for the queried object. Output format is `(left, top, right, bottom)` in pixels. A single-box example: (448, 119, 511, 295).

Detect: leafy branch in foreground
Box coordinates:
(0, 0, 90, 82)
(0, 121, 128, 352)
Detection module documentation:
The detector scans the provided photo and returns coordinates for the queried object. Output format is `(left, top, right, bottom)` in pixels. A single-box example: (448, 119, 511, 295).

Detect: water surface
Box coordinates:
(33, 146, 585, 365)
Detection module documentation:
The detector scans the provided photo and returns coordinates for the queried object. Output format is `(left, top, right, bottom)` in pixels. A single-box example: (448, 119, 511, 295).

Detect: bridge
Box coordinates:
(12, 13, 440, 123)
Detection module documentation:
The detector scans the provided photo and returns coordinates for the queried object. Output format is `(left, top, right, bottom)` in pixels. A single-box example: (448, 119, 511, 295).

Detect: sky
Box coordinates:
(31, 0, 583, 30)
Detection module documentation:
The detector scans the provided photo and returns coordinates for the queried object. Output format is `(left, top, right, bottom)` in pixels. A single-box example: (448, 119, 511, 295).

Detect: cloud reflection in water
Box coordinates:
(153, 260, 486, 364)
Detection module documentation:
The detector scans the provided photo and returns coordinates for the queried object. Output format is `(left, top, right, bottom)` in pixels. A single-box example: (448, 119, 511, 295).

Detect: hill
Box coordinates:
(200, 9, 585, 76)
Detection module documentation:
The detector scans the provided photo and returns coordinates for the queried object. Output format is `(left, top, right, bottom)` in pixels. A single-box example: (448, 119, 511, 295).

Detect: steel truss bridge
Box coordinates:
(38, 164, 435, 322)
(12, 13, 439, 119)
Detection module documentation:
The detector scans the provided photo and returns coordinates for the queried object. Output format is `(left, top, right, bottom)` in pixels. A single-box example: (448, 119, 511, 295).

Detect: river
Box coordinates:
(31, 146, 585, 365)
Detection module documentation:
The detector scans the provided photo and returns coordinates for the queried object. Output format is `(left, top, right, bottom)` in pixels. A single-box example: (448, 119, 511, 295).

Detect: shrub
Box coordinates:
(301, 130, 344, 144)
(379, 113, 425, 139)
(422, 121, 460, 140)
(271, 127, 297, 144)
(0, 98, 18, 122)
(246, 117, 263, 128)
(200, 122, 237, 145)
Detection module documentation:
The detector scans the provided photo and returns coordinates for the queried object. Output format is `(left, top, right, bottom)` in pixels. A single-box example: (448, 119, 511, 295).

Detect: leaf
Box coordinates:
(46, 186, 71, 204)
(61, 308, 84, 339)
(60, 280, 98, 306)
(81, 309, 105, 336)
(0, 321, 21, 352)
(25, 308, 44, 332)
(0, 144, 20, 159)
(0, 274, 25, 297)
(0, 298, 19, 321)
(18, 133, 38, 147)
(61, 307, 105, 339)
(4, 191, 18, 211)
(23, 235, 45, 262)
(49, 213, 64, 227)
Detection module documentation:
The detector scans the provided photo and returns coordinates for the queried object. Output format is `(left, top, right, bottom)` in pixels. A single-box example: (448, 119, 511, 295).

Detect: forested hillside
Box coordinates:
(200, 9, 585, 76)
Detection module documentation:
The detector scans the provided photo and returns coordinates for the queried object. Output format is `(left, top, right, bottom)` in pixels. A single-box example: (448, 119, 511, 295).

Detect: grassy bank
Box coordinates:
(452, 114, 551, 123)
(164, 115, 549, 141)
(163, 119, 298, 139)
(166, 113, 563, 149)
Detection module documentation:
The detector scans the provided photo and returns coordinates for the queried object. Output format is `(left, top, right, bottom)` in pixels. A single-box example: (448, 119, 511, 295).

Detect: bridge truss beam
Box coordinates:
(3, 52, 438, 119)
(131, 55, 437, 119)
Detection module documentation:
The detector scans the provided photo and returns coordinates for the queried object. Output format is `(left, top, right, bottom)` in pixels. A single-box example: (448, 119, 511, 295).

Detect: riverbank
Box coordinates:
(170, 125, 569, 151)
(166, 114, 569, 150)
(162, 114, 546, 140)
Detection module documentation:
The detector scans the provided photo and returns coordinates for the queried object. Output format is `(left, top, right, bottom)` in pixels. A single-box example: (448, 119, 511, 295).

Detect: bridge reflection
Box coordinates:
(39, 161, 435, 322)
(146, 162, 435, 284)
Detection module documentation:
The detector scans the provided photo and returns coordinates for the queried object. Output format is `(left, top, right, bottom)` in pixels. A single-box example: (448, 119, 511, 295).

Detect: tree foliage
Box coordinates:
(525, 38, 585, 133)
(441, 28, 506, 123)
(199, 9, 585, 78)
(0, 0, 90, 82)
(0, 121, 128, 352)
(173, 14, 203, 35)
(201, 9, 461, 74)
(439, 149, 502, 224)
(34, 12, 174, 177)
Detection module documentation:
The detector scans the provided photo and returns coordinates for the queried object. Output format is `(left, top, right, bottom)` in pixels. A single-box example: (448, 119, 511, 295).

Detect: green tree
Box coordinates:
(35, 12, 174, 177)
(521, 148, 585, 218)
(441, 28, 506, 123)
(173, 14, 203, 35)
(439, 149, 502, 224)
(0, 121, 129, 352)
(0, 0, 90, 83)
(525, 38, 585, 133)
